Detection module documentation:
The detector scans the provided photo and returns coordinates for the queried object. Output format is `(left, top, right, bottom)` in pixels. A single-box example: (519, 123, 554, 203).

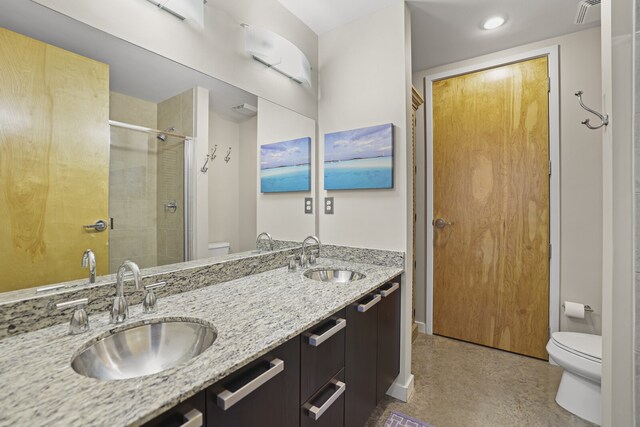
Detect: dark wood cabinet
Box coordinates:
(141, 276, 402, 427)
(142, 391, 206, 427)
(301, 309, 346, 402)
(206, 336, 300, 427)
(345, 293, 380, 427)
(376, 279, 401, 403)
(301, 369, 345, 427)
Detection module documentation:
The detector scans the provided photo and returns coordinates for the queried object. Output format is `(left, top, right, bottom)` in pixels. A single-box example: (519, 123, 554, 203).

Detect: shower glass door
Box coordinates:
(108, 125, 186, 273)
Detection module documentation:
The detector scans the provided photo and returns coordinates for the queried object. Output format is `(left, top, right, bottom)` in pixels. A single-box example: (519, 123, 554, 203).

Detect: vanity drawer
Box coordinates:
(206, 336, 300, 427)
(301, 308, 346, 402)
(301, 369, 345, 427)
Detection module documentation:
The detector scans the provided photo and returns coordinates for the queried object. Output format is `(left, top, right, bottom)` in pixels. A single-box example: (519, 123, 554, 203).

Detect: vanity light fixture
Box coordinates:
(482, 16, 506, 30)
(145, 0, 205, 27)
(242, 23, 312, 87)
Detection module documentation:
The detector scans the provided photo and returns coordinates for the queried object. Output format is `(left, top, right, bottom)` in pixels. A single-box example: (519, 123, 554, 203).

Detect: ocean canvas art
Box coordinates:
(260, 137, 311, 193)
(324, 123, 393, 190)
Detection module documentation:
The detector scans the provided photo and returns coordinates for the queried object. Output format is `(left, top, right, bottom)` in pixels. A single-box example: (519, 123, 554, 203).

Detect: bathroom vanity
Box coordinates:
(0, 253, 403, 427)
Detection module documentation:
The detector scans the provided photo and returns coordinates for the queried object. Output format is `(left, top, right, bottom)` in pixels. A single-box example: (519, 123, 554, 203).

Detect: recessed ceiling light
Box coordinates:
(483, 16, 505, 30)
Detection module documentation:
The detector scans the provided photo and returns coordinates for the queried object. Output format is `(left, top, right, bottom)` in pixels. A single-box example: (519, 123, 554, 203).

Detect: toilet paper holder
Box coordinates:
(562, 302, 593, 312)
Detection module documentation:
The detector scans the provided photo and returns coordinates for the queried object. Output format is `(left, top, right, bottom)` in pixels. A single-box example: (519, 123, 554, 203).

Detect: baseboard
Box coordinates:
(387, 374, 415, 402)
(415, 321, 427, 334)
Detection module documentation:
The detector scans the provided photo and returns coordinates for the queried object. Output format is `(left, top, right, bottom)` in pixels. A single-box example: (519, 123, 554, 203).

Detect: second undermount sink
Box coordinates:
(304, 269, 366, 284)
(71, 319, 217, 380)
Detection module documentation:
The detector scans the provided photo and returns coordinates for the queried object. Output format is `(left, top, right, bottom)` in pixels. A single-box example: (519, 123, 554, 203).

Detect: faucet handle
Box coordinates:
(143, 282, 166, 313)
(56, 298, 89, 335)
(308, 252, 317, 266)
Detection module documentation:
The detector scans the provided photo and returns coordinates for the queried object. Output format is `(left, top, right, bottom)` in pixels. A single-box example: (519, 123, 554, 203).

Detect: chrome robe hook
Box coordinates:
(575, 91, 609, 130)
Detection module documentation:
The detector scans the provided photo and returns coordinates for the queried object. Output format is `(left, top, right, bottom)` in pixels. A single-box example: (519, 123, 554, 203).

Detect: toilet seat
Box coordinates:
(551, 332, 601, 362)
(546, 332, 602, 383)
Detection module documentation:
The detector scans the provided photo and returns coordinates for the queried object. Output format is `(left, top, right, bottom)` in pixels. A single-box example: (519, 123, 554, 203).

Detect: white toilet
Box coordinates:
(208, 242, 230, 257)
(546, 332, 602, 425)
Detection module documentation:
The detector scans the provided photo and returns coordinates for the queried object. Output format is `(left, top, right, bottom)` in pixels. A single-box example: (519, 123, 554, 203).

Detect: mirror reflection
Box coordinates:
(0, 7, 314, 293)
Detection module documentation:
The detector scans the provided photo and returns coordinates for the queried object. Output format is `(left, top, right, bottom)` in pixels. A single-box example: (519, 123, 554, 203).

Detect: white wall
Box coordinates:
(318, 2, 409, 252)
(32, 0, 318, 119)
(239, 117, 258, 252)
(600, 0, 635, 424)
(192, 87, 210, 260)
(317, 1, 414, 401)
(256, 98, 316, 240)
(413, 28, 604, 335)
(208, 112, 240, 253)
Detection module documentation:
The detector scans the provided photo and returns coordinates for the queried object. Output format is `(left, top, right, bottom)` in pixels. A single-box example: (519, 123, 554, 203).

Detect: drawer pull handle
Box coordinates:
(357, 294, 381, 313)
(306, 380, 346, 421)
(217, 358, 284, 410)
(309, 318, 346, 347)
(380, 282, 399, 297)
(178, 408, 203, 427)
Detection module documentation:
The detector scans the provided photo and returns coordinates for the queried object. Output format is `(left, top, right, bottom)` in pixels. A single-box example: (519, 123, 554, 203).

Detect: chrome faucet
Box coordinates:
(111, 260, 141, 324)
(301, 236, 321, 267)
(81, 249, 96, 284)
(256, 232, 274, 251)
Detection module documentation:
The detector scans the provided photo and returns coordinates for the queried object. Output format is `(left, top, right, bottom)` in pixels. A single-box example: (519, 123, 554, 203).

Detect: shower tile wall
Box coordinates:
(109, 92, 158, 272)
(156, 89, 193, 266)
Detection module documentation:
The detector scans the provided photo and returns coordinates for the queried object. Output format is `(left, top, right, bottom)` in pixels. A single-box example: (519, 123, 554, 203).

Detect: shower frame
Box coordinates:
(108, 119, 194, 264)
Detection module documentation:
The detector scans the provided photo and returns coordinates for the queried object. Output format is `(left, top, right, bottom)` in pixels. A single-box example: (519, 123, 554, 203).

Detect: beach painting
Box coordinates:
(324, 123, 394, 190)
(260, 137, 311, 193)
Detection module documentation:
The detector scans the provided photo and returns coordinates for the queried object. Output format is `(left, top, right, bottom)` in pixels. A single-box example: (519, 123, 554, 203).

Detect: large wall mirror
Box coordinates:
(0, 1, 316, 294)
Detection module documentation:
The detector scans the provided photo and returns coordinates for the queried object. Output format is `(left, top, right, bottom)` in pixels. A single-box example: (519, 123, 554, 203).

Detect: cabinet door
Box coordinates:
(301, 369, 345, 427)
(206, 336, 300, 427)
(301, 309, 346, 402)
(345, 293, 380, 427)
(377, 279, 401, 403)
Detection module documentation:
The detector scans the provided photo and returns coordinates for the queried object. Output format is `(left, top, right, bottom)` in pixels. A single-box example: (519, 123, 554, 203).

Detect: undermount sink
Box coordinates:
(303, 269, 366, 283)
(71, 319, 217, 380)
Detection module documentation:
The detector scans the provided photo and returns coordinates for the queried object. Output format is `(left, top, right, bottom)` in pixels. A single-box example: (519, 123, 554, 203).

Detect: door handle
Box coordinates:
(177, 408, 203, 427)
(433, 218, 453, 229)
(216, 358, 284, 410)
(305, 379, 346, 420)
(83, 220, 108, 232)
(357, 294, 381, 313)
(308, 318, 346, 347)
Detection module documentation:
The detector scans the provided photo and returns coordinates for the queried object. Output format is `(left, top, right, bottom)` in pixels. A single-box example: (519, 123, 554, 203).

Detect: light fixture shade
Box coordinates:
(244, 25, 312, 87)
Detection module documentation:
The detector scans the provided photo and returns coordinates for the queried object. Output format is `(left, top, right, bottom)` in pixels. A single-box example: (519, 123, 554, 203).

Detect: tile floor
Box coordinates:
(366, 334, 596, 427)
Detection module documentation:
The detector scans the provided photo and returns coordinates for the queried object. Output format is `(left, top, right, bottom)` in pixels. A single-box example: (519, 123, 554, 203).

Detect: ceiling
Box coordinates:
(0, 0, 257, 123)
(408, 0, 600, 71)
(276, 0, 600, 71)
(276, 0, 398, 35)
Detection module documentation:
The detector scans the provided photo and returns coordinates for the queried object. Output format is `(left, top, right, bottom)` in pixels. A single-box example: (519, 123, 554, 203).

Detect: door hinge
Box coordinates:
(414, 260, 417, 269)
(548, 160, 552, 176)
(549, 243, 552, 259)
(548, 77, 551, 93)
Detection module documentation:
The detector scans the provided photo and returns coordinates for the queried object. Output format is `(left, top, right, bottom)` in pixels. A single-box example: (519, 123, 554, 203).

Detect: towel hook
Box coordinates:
(575, 91, 609, 130)
(201, 145, 217, 173)
(224, 147, 232, 163)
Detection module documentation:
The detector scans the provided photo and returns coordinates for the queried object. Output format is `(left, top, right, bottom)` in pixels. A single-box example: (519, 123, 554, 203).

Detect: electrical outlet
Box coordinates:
(304, 197, 313, 214)
(325, 197, 334, 214)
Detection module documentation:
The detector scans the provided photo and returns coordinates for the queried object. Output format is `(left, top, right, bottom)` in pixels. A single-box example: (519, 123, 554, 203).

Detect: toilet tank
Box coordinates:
(208, 242, 230, 257)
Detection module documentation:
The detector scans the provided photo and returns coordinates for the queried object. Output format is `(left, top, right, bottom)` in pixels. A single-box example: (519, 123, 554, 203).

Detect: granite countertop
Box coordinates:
(0, 258, 403, 427)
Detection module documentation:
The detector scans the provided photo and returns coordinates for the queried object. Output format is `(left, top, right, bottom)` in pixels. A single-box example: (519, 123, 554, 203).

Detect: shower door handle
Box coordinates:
(83, 220, 108, 232)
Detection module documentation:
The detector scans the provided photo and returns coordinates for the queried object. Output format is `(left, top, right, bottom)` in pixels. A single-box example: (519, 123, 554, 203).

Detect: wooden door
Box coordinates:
(432, 57, 550, 360)
(0, 27, 110, 292)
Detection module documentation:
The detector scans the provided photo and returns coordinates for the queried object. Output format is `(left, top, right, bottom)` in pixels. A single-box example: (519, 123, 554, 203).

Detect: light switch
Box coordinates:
(325, 197, 334, 214)
(305, 197, 313, 214)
